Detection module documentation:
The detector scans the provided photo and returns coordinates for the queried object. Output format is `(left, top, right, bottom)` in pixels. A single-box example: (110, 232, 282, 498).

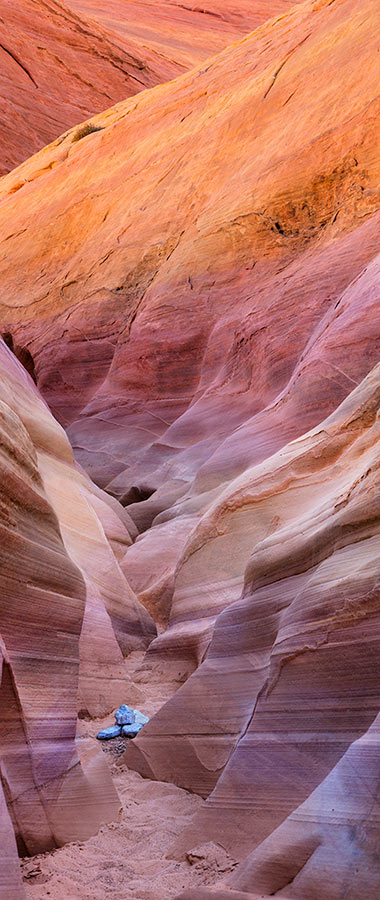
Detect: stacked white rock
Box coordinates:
(97, 705, 149, 740)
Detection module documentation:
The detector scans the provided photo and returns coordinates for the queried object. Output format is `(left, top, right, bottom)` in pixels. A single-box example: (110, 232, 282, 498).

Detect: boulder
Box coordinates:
(115, 704, 135, 725)
(96, 725, 123, 740)
(122, 723, 144, 738)
(134, 710, 150, 726)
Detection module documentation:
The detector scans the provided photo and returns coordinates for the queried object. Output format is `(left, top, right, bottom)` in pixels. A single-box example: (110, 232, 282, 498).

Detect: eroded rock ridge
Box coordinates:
(1, 0, 380, 898)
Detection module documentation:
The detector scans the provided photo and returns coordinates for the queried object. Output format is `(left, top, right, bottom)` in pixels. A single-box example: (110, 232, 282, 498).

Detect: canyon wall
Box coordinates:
(0, 0, 181, 175)
(0, 338, 156, 895)
(1, 0, 380, 897)
(180, 713, 380, 899)
(1, 0, 380, 659)
(66, 0, 303, 72)
(0, 0, 297, 175)
(128, 359, 380, 899)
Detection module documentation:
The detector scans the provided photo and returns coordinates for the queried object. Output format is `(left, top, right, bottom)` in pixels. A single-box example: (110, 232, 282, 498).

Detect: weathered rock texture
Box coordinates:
(179, 714, 380, 900)
(67, 0, 302, 73)
(0, 338, 157, 895)
(0, 780, 24, 900)
(2, 0, 380, 652)
(131, 361, 380, 889)
(0, 0, 177, 175)
(0, 0, 299, 176)
(2, 0, 380, 896)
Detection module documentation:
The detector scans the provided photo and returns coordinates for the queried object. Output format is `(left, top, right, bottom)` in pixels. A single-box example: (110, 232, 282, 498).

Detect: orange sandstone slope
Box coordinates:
(2, 0, 380, 464)
(0, 0, 177, 175)
(66, 0, 303, 72)
(0, 0, 300, 177)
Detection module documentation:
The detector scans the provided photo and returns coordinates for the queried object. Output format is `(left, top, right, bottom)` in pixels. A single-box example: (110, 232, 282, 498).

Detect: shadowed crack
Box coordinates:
(0, 42, 38, 87)
(263, 33, 311, 100)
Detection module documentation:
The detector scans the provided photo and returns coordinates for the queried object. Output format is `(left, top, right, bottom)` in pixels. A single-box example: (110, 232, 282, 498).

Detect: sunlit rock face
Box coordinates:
(0, 0, 178, 175)
(0, 339, 157, 891)
(1, 0, 380, 666)
(66, 0, 303, 72)
(0, 0, 299, 177)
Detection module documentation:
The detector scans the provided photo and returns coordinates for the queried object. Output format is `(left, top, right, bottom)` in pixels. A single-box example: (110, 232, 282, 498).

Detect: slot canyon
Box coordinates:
(1, 1, 380, 898)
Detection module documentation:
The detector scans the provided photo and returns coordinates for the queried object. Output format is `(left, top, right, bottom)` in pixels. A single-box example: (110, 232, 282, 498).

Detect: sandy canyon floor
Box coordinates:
(21, 653, 239, 900)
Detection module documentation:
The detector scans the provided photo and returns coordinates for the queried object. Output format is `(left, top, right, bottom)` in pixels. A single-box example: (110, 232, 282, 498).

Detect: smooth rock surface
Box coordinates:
(67, 0, 303, 73)
(0, 343, 121, 893)
(127, 361, 380, 892)
(178, 712, 380, 899)
(0, 0, 178, 176)
(1, 0, 300, 176)
(0, 346, 157, 718)
(0, 771, 25, 900)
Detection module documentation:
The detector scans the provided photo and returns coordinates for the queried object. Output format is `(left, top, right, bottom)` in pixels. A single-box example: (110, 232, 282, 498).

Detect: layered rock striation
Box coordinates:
(126, 360, 380, 872)
(179, 714, 380, 899)
(0, 338, 156, 895)
(66, 0, 303, 73)
(1, 0, 380, 896)
(1, 0, 380, 659)
(0, 0, 177, 175)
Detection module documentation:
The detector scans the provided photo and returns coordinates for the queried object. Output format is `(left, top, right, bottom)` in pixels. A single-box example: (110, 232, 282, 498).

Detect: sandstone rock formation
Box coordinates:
(67, 0, 302, 73)
(0, 783, 24, 900)
(2, 0, 380, 896)
(126, 360, 380, 870)
(0, 0, 176, 175)
(0, 338, 157, 895)
(1, 0, 380, 660)
(0, 340, 156, 714)
(1, 0, 299, 176)
(179, 713, 380, 899)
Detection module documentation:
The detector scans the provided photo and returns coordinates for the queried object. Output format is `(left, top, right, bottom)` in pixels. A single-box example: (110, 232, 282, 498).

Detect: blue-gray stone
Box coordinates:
(121, 722, 144, 738)
(133, 710, 149, 725)
(96, 725, 122, 740)
(115, 704, 135, 725)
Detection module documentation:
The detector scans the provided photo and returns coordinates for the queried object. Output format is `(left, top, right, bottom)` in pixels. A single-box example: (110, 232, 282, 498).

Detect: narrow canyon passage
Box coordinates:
(21, 652, 237, 900)
(2, 1, 380, 899)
